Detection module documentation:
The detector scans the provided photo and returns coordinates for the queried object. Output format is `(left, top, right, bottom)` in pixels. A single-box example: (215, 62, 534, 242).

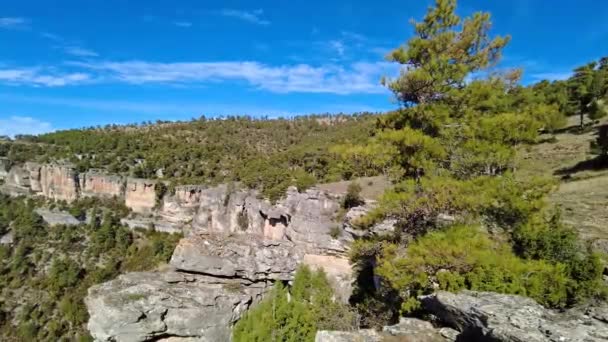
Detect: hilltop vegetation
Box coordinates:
(2, 115, 378, 201)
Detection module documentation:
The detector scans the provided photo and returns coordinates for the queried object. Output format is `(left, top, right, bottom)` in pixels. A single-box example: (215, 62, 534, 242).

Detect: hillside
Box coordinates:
(516, 116, 608, 251)
(2, 114, 379, 200)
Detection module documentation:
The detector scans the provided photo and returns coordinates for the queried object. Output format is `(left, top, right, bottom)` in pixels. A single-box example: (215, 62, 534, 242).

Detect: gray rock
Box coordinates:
(421, 291, 608, 342)
(382, 317, 448, 341)
(315, 330, 381, 342)
(189, 184, 347, 254)
(85, 271, 267, 342)
(120, 217, 183, 234)
(0, 231, 14, 245)
(170, 234, 299, 281)
(343, 204, 396, 238)
(35, 209, 81, 226)
(1, 164, 31, 196)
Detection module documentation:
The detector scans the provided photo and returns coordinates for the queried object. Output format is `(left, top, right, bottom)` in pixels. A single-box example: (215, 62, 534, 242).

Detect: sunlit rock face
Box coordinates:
(85, 271, 267, 342)
(125, 178, 157, 214)
(38, 164, 80, 203)
(80, 171, 126, 199)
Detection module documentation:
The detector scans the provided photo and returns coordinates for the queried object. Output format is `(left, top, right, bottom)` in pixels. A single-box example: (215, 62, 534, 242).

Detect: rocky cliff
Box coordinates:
(80, 171, 126, 198)
(125, 178, 157, 214)
(85, 183, 357, 341)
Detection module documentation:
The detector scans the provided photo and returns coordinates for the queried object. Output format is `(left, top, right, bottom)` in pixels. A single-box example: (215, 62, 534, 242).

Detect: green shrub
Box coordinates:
(233, 266, 356, 342)
(342, 181, 363, 209)
(376, 225, 574, 312)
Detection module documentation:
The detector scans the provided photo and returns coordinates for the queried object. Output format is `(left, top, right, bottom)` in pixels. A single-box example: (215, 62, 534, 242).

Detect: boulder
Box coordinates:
(382, 318, 450, 342)
(421, 291, 608, 342)
(0, 231, 14, 245)
(120, 217, 182, 234)
(315, 330, 380, 342)
(35, 209, 81, 226)
(80, 171, 126, 199)
(170, 235, 299, 281)
(85, 271, 266, 342)
(343, 203, 396, 239)
(125, 178, 157, 214)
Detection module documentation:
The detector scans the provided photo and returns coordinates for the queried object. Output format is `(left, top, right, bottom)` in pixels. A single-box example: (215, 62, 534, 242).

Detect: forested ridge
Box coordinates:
(1, 0, 608, 340)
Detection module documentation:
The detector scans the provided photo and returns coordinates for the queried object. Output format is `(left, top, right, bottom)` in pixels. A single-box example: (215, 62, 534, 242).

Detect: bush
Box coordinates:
(376, 225, 574, 312)
(233, 266, 356, 342)
(342, 182, 363, 209)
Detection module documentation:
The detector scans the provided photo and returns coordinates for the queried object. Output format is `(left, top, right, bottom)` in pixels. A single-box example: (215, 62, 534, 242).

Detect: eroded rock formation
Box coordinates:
(86, 184, 356, 341)
(125, 178, 157, 214)
(86, 271, 267, 342)
(421, 291, 608, 342)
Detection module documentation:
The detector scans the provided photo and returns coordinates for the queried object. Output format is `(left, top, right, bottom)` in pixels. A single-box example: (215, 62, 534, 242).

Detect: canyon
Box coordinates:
(2, 162, 607, 342)
(0, 162, 376, 341)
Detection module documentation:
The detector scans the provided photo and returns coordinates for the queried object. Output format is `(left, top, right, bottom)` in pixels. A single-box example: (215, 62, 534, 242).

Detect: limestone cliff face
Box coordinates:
(1, 162, 80, 202)
(159, 185, 205, 224)
(25, 162, 42, 192)
(125, 178, 157, 213)
(38, 164, 80, 202)
(2, 165, 31, 195)
(190, 184, 348, 253)
(80, 171, 126, 198)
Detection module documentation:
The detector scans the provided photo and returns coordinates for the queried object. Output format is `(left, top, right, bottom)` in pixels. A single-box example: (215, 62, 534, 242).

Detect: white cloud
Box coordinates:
(219, 9, 270, 25)
(174, 21, 192, 28)
(328, 40, 346, 56)
(0, 17, 28, 29)
(0, 116, 53, 137)
(71, 60, 397, 94)
(64, 46, 99, 57)
(0, 67, 91, 87)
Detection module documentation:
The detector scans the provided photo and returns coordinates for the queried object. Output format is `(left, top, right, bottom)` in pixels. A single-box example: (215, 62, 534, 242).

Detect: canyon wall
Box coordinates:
(80, 171, 126, 198)
(1, 161, 369, 342)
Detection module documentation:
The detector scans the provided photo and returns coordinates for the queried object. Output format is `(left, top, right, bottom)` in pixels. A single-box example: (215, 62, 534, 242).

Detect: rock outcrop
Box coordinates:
(80, 171, 125, 198)
(38, 164, 80, 202)
(190, 184, 348, 253)
(125, 178, 157, 214)
(85, 271, 267, 342)
(170, 234, 299, 281)
(315, 318, 456, 342)
(35, 209, 81, 226)
(421, 290, 608, 342)
(2, 164, 31, 195)
(1, 162, 80, 202)
(86, 184, 359, 341)
(159, 185, 205, 225)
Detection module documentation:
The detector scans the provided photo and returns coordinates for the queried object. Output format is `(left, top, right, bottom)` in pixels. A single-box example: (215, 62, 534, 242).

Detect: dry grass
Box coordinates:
(515, 116, 608, 251)
(317, 175, 391, 201)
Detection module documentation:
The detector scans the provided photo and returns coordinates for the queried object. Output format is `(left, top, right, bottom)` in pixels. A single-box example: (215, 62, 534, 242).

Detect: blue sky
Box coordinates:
(1, 0, 607, 136)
